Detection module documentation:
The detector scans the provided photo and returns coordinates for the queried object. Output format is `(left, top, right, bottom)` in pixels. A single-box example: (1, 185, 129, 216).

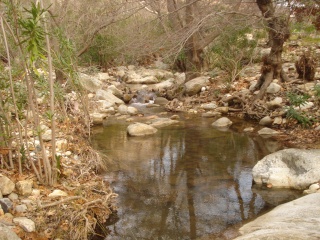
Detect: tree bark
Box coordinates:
(183, 0, 204, 79)
(255, 0, 290, 99)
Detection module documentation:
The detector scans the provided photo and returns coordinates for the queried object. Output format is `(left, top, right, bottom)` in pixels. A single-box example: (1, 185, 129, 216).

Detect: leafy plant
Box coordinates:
(18, 2, 48, 63)
(286, 92, 315, 128)
(286, 92, 310, 107)
(210, 27, 258, 82)
(286, 107, 314, 127)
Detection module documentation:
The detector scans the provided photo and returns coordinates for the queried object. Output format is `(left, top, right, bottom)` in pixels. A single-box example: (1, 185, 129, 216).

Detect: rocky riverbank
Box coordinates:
(1, 42, 319, 239)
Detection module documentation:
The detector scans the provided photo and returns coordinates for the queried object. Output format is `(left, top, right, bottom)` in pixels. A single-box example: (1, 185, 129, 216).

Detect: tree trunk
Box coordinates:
(254, 0, 290, 99)
(184, 0, 204, 80)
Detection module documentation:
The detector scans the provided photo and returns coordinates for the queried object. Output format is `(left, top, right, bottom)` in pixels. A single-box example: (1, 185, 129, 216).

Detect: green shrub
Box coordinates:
(80, 33, 119, 67)
(209, 27, 258, 82)
(286, 92, 315, 128)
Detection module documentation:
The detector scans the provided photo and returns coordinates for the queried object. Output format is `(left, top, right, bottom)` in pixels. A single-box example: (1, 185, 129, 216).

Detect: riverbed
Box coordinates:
(91, 112, 302, 239)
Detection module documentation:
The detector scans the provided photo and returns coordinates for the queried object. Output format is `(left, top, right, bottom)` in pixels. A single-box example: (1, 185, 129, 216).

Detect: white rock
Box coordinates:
(65, 151, 72, 156)
(107, 85, 123, 98)
(16, 180, 33, 196)
(259, 116, 273, 126)
(13, 217, 35, 232)
(252, 149, 320, 189)
(8, 192, 18, 201)
(266, 82, 281, 94)
(201, 102, 217, 110)
(151, 79, 175, 91)
(0, 223, 21, 240)
(273, 117, 283, 125)
(0, 175, 15, 195)
(56, 139, 68, 152)
(202, 112, 222, 118)
(42, 129, 52, 141)
(48, 189, 68, 198)
(243, 127, 254, 132)
(118, 105, 128, 115)
(127, 123, 158, 137)
(267, 97, 283, 109)
(297, 101, 314, 110)
(79, 73, 102, 92)
(249, 80, 257, 91)
(90, 113, 108, 125)
(185, 76, 210, 96)
(96, 89, 124, 104)
(150, 118, 179, 128)
(235, 193, 320, 240)
(309, 183, 320, 191)
(31, 189, 40, 197)
(215, 107, 229, 113)
(174, 72, 186, 85)
(212, 117, 233, 128)
(96, 100, 115, 112)
(127, 106, 138, 115)
(97, 72, 110, 81)
(258, 127, 280, 136)
(127, 75, 159, 84)
(15, 204, 28, 213)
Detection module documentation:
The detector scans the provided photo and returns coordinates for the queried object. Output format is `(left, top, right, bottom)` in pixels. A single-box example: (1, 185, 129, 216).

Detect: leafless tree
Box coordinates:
(253, 0, 290, 100)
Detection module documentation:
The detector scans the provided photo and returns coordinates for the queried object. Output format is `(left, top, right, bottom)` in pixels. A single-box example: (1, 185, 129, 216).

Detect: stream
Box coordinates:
(91, 109, 302, 239)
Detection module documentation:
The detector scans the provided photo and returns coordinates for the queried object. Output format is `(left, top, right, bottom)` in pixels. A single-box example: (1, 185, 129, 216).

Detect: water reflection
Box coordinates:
(91, 116, 297, 239)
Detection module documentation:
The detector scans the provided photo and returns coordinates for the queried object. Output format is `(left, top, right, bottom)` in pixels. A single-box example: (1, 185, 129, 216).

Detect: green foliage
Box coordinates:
(291, 22, 316, 34)
(210, 27, 258, 82)
(314, 85, 320, 97)
(56, 154, 62, 178)
(18, 2, 48, 63)
(286, 92, 310, 107)
(45, 110, 54, 120)
(286, 92, 315, 128)
(20, 145, 26, 164)
(286, 107, 314, 127)
(80, 33, 119, 67)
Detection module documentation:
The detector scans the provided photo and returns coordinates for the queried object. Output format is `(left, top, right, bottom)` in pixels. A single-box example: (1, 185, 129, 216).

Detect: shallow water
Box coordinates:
(91, 114, 301, 240)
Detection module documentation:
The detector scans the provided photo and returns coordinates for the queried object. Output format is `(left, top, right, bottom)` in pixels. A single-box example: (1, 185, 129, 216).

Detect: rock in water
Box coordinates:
(127, 123, 158, 136)
(234, 193, 320, 240)
(252, 148, 320, 189)
(212, 117, 233, 128)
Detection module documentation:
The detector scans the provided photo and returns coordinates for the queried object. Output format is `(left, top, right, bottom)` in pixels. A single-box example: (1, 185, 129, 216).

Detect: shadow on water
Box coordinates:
(91, 115, 302, 240)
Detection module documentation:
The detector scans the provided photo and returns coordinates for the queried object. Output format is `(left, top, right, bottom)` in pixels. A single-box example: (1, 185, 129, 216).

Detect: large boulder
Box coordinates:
(235, 193, 320, 240)
(252, 148, 320, 189)
(96, 89, 124, 104)
(79, 73, 102, 92)
(185, 76, 209, 96)
(127, 123, 158, 137)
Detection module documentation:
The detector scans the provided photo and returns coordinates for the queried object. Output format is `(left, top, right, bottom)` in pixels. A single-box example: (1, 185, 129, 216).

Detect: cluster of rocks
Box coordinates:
(235, 148, 320, 239)
(0, 174, 68, 239)
(78, 58, 319, 139)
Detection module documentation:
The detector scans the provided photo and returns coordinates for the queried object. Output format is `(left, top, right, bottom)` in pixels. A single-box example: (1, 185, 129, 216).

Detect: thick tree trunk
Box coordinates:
(255, 0, 290, 99)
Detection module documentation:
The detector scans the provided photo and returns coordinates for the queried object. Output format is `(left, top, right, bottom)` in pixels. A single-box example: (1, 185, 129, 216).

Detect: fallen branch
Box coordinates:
(40, 196, 85, 209)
